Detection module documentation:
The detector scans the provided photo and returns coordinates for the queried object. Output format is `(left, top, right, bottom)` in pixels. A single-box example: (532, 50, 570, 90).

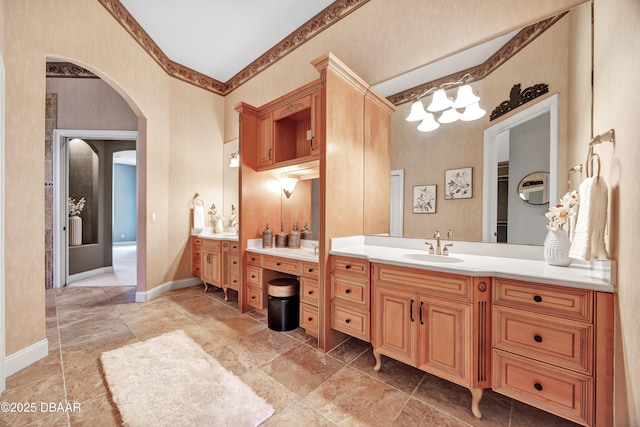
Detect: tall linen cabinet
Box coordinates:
(235, 53, 395, 351)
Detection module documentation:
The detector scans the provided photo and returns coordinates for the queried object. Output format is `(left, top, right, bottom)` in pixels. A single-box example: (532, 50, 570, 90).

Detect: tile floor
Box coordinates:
(3, 285, 582, 427)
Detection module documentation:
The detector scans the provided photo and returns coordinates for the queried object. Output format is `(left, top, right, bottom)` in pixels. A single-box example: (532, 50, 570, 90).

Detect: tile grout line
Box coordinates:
(53, 290, 72, 427)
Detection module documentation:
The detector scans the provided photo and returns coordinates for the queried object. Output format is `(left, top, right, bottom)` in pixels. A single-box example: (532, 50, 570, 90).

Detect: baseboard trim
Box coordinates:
(68, 266, 115, 283)
(135, 277, 202, 302)
(5, 338, 49, 377)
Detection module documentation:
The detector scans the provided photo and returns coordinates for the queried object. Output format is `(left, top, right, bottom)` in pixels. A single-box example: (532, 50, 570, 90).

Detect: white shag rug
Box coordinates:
(101, 330, 274, 427)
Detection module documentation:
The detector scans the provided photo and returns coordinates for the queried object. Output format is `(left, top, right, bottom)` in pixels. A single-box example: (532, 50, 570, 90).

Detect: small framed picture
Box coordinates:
(413, 185, 437, 213)
(444, 167, 473, 199)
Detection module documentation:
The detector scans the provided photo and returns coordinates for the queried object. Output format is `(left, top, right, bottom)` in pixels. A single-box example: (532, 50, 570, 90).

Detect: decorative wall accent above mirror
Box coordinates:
(489, 83, 549, 121)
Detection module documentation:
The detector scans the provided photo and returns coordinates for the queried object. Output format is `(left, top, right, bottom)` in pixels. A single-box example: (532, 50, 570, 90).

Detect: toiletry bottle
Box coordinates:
(262, 223, 272, 248)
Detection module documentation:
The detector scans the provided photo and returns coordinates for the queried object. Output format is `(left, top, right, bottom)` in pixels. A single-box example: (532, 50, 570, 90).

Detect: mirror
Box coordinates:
(518, 172, 549, 205)
(383, 3, 591, 244)
(223, 138, 239, 228)
(280, 165, 319, 240)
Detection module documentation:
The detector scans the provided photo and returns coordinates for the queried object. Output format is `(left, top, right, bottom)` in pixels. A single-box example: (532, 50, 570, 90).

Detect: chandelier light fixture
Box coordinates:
(406, 76, 486, 132)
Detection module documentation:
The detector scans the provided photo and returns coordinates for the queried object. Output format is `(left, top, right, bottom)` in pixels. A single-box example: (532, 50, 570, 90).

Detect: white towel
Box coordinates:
(569, 176, 609, 260)
(193, 205, 205, 229)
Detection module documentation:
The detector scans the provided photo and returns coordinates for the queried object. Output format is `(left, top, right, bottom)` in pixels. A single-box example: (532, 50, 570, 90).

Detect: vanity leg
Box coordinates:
(373, 349, 382, 372)
(223, 287, 229, 301)
(470, 388, 483, 419)
(203, 282, 209, 293)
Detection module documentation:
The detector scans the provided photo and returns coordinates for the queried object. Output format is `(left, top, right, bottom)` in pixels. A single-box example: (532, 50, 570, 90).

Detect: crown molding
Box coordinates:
(386, 12, 566, 106)
(97, 0, 370, 96)
(46, 62, 98, 78)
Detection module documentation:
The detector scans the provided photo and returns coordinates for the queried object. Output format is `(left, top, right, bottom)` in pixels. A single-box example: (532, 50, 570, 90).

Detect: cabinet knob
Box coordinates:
(533, 335, 543, 343)
(533, 295, 543, 303)
(345, 319, 351, 324)
(308, 268, 313, 273)
(308, 317, 313, 322)
(251, 275, 256, 279)
(534, 383, 543, 391)
(345, 289, 351, 294)
(345, 265, 351, 270)
(276, 262, 281, 266)
(251, 296, 256, 299)
(308, 290, 313, 295)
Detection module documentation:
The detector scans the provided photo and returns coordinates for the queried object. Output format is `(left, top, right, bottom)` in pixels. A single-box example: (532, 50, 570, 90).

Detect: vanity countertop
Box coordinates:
(191, 227, 239, 241)
(246, 239, 319, 262)
(330, 236, 615, 293)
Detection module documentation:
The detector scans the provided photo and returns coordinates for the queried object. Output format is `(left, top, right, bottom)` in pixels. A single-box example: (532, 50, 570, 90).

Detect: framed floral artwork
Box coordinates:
(444, 167, 472, 199)
(413, 185, 436, 213)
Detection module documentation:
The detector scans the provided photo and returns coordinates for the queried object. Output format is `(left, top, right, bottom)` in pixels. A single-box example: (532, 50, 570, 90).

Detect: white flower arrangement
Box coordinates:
(68, 197, 86, 217)
(545, 190, 579, 230)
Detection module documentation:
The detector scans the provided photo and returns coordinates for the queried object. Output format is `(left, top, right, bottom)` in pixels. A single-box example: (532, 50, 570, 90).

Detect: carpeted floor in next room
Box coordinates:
(3, 285, 582, 427)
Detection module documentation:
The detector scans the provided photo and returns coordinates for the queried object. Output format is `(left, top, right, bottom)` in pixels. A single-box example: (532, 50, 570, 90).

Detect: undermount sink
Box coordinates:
(402, 253, 464, 264)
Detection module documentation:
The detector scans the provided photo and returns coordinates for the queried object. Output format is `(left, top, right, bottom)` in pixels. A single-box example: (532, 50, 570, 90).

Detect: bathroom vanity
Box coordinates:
(329, 235, 614, 427)
(190, 229, 240, 301)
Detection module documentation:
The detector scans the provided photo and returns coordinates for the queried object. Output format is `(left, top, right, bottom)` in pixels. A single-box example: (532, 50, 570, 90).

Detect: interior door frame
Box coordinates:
(482, 94, 559, 242)
(53, 129, 138, 288)
(0, 53, 6, 394)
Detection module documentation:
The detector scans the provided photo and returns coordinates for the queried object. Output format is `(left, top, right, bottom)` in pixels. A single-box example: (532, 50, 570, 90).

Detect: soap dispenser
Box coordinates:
(288, 221, 301, 248)
(276, 222, 288, 248)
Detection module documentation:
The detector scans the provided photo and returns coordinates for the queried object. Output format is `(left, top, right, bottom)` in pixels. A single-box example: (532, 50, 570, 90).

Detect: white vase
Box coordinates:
(214, 219, 224, 234)
(544, 228, 572, 266)
(69, 216, 82, 246)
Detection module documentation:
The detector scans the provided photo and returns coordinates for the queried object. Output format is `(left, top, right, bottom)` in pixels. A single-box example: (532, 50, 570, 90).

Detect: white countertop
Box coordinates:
(246, 239, 319, 262)
(330, 236, 615, 293)
(191, 227, 239, 241)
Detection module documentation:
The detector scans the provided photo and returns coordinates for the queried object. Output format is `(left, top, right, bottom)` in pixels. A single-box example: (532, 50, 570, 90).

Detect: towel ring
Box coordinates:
(586, 151, 601, 183)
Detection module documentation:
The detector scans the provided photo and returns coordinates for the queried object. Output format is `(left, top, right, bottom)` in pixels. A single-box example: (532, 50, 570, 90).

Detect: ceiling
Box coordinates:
(114, 0, 522, 98)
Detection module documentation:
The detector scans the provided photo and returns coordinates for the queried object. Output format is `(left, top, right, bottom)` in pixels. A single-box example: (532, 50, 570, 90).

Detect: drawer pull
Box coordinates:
(419, 301, 424, 325)
(533, 295, 543, 303)
(533, 335, 543, 343)
(308, 290, 313, 295)
(233, 261, 238, 265)
(410, 299, 414, 322)
(534, 383, 543, 391)
(308, 268, 313, 273)
(308, 317, 313, 322)
(345, 319, 351, 324)
(345, 265, 351, 270)
(251, 275, 256, 279)
(251, 257, 256, 261)
(276, 262, 281, 266)
(232, 280, 237, 283)
(251, 296, 256, 299)
(345, 289, 351, 294)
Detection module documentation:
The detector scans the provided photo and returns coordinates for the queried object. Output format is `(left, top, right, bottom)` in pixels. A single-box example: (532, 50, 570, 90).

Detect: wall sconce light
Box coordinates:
(228, 151, 240, 168)
(406, 76, 485, 132)
(281, 177, 298, 198)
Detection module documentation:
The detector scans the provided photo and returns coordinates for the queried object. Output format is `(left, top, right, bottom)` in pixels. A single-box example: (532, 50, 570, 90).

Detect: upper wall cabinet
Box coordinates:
(255, 85, 323, 170)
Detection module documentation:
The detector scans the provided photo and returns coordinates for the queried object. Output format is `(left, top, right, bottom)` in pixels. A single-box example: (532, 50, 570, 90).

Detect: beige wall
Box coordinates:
(593, 0, 640, 424)
(2, 0, 224, 355)
(45, 78, 138, 130)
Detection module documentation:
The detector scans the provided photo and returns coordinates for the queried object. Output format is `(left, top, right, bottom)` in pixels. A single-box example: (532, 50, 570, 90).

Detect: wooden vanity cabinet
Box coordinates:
(371, 263, 491, 419)
(330, 256, 370, 341)
(191, 236, 202, 277)
(300, 261, 320, 337)
(221, 241, 240, 300)
(201, 240, 221, 291)
(492, 278, 613, 426)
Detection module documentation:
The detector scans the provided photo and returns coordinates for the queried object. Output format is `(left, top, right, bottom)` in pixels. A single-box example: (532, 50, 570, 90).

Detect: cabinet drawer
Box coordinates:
(332, 256, 369, 278)
(332, 276, 368, 308)
(493, 306, 593, 374)
(302, 262, 319, 279)
(331, 303, 369, 342)
(246, 285, 266, 310)
(300, 303, 319, 337)
(192, 237, 202, 248)
(373, 263, 471, 302)
(300, 277, 319, 306)
(494, 278, 593, 322)
(192, 250, 202, 263)
(201, 239, 221, 252)
(229, 241, 240, 254)
(229, 255, 240, 274)
(247, 253, 261, 266)
(192, 264, 201, 277)
(493, 350, 592, 425)
(263, 255, 302, 275)
(247, 265, 262, 286)
(228, 273, 240, 291)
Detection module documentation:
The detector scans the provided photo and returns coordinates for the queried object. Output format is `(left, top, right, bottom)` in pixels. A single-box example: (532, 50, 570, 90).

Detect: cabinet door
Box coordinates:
(417, 295, 471, 385)
(209, 251, 221, 285)
(201, 250, 213, 284)
(373, 285, 417, 366)
(202, 250, 221, 286)
(257, 113, 273, 168)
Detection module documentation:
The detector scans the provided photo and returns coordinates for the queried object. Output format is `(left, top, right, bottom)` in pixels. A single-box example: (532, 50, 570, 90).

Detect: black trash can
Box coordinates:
(267, 278, 300, 331)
